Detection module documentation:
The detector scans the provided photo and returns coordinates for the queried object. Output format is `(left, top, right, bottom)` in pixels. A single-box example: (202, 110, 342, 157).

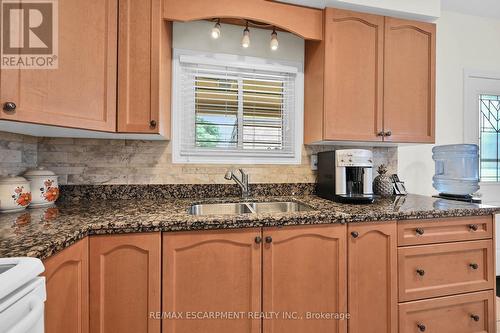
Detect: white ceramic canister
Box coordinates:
(23, 167, 60, 207)
(0, 175, 32, 213)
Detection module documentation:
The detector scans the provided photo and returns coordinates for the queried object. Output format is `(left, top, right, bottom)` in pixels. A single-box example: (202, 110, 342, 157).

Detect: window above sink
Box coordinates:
(171, 49, 304, 164)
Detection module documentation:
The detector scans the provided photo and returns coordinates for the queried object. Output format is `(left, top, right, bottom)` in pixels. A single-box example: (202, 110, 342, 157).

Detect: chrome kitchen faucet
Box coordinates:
(224, 169, 250, 198)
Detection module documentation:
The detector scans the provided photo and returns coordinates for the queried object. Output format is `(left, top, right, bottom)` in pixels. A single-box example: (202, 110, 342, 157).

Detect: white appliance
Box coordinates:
(0, 258, 46, 333)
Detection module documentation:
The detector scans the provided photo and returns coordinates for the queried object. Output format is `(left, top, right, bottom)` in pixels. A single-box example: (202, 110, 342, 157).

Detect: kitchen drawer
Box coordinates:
(398, 240, 494, 302)
(398, 216, 492, 246)
(399, 290, 495, 333)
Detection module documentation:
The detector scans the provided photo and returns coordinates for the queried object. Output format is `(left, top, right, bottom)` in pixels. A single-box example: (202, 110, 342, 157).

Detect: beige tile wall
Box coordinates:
(0, 132, 38, 176)
(0, 132, 398, 185)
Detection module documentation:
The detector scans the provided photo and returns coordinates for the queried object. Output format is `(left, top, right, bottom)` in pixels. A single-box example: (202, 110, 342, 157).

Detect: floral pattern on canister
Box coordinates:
(12, 186, 32, 207)
(41, 179, 60, 202)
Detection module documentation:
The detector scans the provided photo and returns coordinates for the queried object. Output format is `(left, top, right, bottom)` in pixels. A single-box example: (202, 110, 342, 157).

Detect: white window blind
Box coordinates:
(177, 55, 298, 162)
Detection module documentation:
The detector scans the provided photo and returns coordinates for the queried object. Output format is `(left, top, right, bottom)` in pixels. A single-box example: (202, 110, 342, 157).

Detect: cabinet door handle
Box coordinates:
(149, 120, 157, 128)
(3, 102, 16, 112)
(468, 224, 479, 231)
(469, 263, 479, 270)
(351, 231, 359, 239)
(415, 228, 425, 236)
(265, 236, 273, 244)
(377, 131, 385, 137)
(255, 236, 262, 244)
(417, 323, 426, 332)
(416, 269, 425, 276)
(470, 314, 480, 322)
(384, 130, 392, 137)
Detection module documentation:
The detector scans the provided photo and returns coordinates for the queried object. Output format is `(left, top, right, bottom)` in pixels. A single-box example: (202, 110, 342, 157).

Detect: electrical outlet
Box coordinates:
(310, 154, 318, 171)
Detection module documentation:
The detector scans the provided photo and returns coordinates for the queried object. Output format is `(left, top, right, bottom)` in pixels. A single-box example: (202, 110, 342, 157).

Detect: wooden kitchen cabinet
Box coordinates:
(398, 239, 494, 302)
(383, 17, 436, 143)
(263, 224, 347, 333)
(397, 216, 493, 246)
(305, 8, 384, 143)
(399, 290, 495, 333)
(43, 238, 89, 333)
(0, 0, 118, 132)
(117, 0, 172, 136)
(347, 222, 398, 333)
(89, 233, 161, 333)
(304, 8, 436, 144)
(162, 229, 262, 333)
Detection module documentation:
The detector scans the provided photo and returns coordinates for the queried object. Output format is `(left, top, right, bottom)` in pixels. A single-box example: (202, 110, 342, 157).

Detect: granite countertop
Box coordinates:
(0, 194, 498, 260)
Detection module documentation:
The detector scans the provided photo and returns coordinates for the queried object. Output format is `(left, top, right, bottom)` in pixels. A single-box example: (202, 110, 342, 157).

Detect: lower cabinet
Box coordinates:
(263, 225, 347, 333)
(399, 290, 495, 333)
(347, 222, 398, 333)
(89, 233, 161, 333)
(40, 215, 496, 333)
(43, 238, 89, 333)
(162, 229, 262, 333)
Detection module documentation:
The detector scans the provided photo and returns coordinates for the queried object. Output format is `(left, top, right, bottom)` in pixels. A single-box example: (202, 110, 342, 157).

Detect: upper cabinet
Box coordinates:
(323, 9, 384, 142)
(383, 17, 436, 143)
(0, 0, 118, 132)
(304, 8, 436, 144)
(117, 0, 171, 135)
(0, 0, 171, 137)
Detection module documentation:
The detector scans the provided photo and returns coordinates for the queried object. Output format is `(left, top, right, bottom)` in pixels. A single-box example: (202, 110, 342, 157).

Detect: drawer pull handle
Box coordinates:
(255, 236, 262, 244)
(469, 263, 479, 270)
(416, 269, 425, 276)
(470, 314, 480, 322)
(415, 228, 425, 236)
(351, 231, 359, 239)
(417, 323, 426, 332)
(468, 224, 479, 231)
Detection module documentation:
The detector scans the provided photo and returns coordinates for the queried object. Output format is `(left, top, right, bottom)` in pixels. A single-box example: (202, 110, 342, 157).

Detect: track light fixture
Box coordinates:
(241, 21, 250, 48)
(270, 27, 278, 51)
(211, 19, 221, 39)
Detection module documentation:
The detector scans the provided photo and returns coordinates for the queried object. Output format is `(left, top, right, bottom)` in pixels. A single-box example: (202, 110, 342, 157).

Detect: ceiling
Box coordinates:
(276, 0, 500, 20)
(441, 0, 500, 19)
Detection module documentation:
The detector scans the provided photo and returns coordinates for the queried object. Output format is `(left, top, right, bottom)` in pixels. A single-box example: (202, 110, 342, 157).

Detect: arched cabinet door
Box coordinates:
(43, 238, 89, 333)
(89, 233, 161, 333)
(383, 17, 436, 143)
(348, 222, 398, 333)
(162, 229, 262, 333)
(323, 8, 384, 142)
(263, 224, 347, 333)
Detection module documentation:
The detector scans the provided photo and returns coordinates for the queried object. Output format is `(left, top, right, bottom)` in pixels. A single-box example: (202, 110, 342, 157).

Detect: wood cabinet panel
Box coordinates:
(90, 233, 161, 333)
(398, 240, 494, 302)
(383, 17, 436, 143)
(163, 0, 323, 40)
(398, 216, 493, 246)
(323, 8, 384, 141)
(0, 0, 117, 131)
(43, 238, 89, 333)
(263, 224, 347, 333)
(399, 291, 495, 333)
(348, 222, 397, 333)
(162, 229, 262, 333)
(117, 0, 171, 135)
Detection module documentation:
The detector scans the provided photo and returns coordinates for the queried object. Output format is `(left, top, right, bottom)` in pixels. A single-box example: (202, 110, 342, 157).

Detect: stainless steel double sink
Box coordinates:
(188, 201, 313, 216)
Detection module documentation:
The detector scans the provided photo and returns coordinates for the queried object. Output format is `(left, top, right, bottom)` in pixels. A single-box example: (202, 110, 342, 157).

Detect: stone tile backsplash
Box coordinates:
(0, 131, 397, 185)
(0, 132, 38, 176)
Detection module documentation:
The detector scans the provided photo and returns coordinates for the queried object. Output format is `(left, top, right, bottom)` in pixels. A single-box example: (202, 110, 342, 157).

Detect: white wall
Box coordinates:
(398, 10, 500, 204)
(172, 20, 304, 63)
